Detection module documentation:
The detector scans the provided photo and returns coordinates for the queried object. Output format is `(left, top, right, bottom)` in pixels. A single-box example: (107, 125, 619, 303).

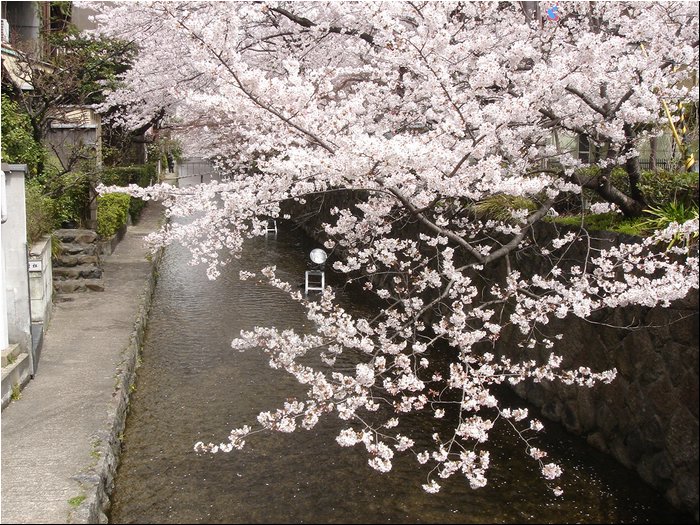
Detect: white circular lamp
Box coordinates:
(309, 248, 328, 265)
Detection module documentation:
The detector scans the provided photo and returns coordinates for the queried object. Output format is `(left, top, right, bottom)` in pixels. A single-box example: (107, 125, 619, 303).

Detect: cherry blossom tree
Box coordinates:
(87, 1, 699, 495)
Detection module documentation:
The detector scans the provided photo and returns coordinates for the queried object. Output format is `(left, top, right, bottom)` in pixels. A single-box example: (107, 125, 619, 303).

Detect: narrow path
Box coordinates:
(1, 203, 162, 524)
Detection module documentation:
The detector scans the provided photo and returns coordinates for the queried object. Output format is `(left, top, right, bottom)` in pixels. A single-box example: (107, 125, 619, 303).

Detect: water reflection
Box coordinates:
(109, 220, 692, 524)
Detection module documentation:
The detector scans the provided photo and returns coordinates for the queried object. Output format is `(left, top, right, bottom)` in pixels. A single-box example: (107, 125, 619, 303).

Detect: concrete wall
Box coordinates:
(2, 1, 43, 53)
(28, 235, 52, 326)
(177, 158, 214, 184)
(0, 164, 33, 372)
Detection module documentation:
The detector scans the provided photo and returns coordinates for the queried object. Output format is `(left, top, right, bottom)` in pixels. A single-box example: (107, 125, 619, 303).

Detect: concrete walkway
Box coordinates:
(1, 202, 163, 524)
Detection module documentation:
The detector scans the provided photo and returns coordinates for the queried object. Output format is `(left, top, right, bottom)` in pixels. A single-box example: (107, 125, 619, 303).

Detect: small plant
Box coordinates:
(50, 234, 62, 259)
(25, 182, 58, 245)
(67, 495, 86, 507)
(6, 354, 17, 365)
(10, 383, 21, 401)
(639, 200, 699, 248)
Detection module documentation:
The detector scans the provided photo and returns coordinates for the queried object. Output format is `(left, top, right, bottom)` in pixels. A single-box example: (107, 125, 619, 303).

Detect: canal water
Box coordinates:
(109, 196, 693, 524)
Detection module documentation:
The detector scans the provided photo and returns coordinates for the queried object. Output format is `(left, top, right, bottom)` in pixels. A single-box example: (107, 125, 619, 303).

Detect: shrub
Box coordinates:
(99, 164, 155, 222)
(555, 166, 699, 215)
(25, 182, 57, 244)
(96, 193, 131, 238)
(639, 200, 700, 248)
(47, 171, 91, 228)
(1, 94, 46, 176)
(99, 165, 154, 187)
(611, 169, 698, 208)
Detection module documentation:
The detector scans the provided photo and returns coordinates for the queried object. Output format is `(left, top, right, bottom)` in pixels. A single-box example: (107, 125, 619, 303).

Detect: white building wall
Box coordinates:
(1, 164, 33, 372)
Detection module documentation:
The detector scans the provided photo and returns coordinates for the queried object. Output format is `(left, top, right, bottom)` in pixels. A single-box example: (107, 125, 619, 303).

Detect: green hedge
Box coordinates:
(99, 165, 155, 187)
(100, 164, 155, 222)
(610, 168, 698, 208)
(96, 193, 131, 238)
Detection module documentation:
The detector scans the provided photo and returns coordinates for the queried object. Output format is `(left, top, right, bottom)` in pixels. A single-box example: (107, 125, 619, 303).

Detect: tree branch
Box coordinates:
(269, 6, 375, 46)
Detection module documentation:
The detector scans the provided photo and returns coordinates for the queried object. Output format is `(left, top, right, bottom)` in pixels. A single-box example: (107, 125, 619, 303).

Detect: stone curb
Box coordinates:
(66, 247, 163, 524)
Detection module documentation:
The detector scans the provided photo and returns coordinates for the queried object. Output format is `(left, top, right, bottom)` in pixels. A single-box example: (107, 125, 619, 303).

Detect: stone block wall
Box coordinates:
(284, 191, 699, 519)
(503, 291, 698, 518)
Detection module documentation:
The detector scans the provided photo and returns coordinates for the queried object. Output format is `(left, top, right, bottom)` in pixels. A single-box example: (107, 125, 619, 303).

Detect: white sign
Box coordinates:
(28, 260, 42, 272)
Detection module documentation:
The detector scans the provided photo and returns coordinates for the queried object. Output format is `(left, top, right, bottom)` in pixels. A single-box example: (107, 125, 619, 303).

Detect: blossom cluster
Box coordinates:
(89, 0, 699, 496)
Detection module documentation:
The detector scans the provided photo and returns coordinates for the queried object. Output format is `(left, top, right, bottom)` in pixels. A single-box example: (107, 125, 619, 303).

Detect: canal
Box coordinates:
(109, 180, 693, 524)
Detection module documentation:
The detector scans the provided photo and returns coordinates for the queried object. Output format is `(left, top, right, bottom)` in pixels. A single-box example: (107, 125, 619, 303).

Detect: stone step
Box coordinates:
(53, 254, 100, 267)
(53, 229, 98, 244)
(57, 242, 98, 256)
(1, 351, 31, 410)
(53, 278, 105, 294)
(53, 265, 103, 280)
(1, 343, 22, 368)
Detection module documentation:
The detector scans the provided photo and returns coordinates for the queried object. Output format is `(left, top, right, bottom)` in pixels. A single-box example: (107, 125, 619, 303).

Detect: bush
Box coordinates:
(1, 94, 46, 176)
(610, 169, 698, 208)
(99, 164, 155, 222)
(639, 200, 700, 248)
(46, 171, 91, 227)
(96, 193, 131, 238)
(25, 182, 58, 244)
(99, 165, 154, 187)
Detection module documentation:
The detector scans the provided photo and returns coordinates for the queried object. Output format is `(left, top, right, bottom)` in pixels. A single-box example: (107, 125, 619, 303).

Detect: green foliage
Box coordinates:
(0, 95, 46, 175)
(11, 383, 21, 401)
(44, 171, 91, 227)
(50, 234, 62, 259)
(639, 201, 700, 248)
(557, 166, 699, 216)
(472, 195, 537, 222)
(99, 165, 155, 221)
(97, 193, 131, 238)
(25, 171, 91, 244)
(44, 29, 136, 105)
(25, 181, 58, 244)
(100, 165, 154, 187)
(611, 169, 698, 208)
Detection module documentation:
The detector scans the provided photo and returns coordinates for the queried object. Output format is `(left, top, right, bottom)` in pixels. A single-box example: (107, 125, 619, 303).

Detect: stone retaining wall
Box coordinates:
(285, 191, 699, 520)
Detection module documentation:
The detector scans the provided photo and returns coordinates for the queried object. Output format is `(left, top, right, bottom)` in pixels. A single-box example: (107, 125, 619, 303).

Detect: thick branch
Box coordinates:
(269, 6, 375, 46)
(565, 85, 608, 116)
(381, 182, 486, 264)
(575, 168, 645, 217)
(483, 200, 555, 265)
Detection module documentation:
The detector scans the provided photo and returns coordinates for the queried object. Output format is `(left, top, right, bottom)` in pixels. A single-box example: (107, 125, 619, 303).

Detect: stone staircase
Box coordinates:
(52, 229, 105, 294)
(1, 344, 31, 409)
